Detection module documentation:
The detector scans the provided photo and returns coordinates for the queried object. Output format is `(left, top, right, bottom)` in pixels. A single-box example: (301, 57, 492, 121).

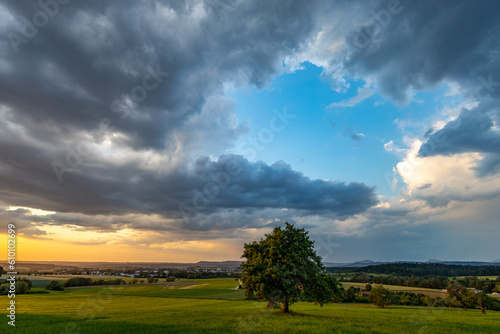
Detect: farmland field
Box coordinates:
(340, 282, 449, 298)
(0, 275, 54, 288)
(1, 278, 500, 333)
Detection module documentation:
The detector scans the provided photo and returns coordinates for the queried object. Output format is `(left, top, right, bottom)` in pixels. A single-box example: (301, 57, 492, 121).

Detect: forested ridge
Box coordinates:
(328, 263, 500, 277)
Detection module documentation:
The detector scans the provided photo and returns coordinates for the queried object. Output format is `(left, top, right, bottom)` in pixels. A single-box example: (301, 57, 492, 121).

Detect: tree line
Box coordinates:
(342, 273, 450, 289)
(328, 263, 500, 277)
(342, 284, 500, 313)
(164, 270, 239, 279)
(0, 277, 34, 295)
(338, 273, 500, 292)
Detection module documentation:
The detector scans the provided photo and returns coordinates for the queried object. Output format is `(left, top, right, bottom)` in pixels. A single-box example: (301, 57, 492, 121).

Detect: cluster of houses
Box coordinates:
(58, 269, 171, 278)
(44, 267, 229, 278)
(464, 287, 499, 296)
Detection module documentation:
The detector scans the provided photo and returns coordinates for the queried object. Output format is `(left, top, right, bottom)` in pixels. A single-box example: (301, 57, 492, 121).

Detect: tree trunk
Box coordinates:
(281, 301, 290, 313)
(267, 300, 273, 309)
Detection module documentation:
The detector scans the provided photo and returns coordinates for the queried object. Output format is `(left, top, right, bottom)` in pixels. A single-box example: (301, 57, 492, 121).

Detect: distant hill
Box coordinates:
(323, 261, 387, 268)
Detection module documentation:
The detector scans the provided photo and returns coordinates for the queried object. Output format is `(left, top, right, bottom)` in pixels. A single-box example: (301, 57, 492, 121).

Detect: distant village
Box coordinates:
(1, 261, 242, 279)
(50, 267, 239, 278)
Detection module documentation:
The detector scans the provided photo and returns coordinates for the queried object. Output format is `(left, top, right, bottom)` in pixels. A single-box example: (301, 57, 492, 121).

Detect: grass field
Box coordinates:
(1, 278, 500, 333)
(43, 274, 137, 284)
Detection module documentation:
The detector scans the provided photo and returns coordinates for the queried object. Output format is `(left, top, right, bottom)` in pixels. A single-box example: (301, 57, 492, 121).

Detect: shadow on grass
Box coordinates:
(2, 313, 228, 334)
(267, 310, 330, 319)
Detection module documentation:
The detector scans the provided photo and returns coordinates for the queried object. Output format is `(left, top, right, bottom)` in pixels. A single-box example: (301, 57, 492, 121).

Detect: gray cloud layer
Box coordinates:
(1, 0, 499, 249)
(1, 0, 320, 151)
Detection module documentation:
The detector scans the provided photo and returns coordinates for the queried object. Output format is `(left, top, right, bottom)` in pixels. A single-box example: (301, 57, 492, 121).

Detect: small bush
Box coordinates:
(147, 277, 159, 283)
(46, 280, 65, 291)
(0, 284, 9, 295)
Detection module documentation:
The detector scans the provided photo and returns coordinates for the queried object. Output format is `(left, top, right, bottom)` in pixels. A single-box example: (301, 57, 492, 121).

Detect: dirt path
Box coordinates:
(179, 283, 208, 289)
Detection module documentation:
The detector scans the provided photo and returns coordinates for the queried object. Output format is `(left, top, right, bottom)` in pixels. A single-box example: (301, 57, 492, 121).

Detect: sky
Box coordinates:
(0, 0, 499, 263)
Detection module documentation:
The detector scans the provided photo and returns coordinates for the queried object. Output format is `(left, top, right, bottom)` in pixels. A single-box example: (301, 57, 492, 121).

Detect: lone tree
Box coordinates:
(241, 222, 341, 313)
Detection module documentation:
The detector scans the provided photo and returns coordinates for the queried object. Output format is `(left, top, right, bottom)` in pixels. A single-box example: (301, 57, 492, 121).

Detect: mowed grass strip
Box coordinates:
(116, 285, 245, 300)
(2, 291, 500, 333)
(177, 278, 240, 289)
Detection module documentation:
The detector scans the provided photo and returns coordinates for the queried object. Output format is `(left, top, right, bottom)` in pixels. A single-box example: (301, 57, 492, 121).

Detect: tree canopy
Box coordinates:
(241, 222, 341, 313)
(368, 285, 392, 308)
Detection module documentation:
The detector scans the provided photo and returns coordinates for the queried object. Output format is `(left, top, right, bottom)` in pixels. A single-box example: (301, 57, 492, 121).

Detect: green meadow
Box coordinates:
(1, 278, 499, 333)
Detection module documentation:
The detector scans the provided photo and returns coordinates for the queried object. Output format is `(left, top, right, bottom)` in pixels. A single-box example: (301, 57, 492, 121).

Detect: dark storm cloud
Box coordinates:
(180, 155, 378, 216)
(0, 150, 378, 224)
(419, 108, 500, 156)
(0, 0, 382, 229)
(4, 0, 498, 238)
(473, 154, 500, 177)
(0, 0, 320, 151)
(418, 106, 500, 175)
(338, 0, 500, 175)
(343, 0, 500, 103)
